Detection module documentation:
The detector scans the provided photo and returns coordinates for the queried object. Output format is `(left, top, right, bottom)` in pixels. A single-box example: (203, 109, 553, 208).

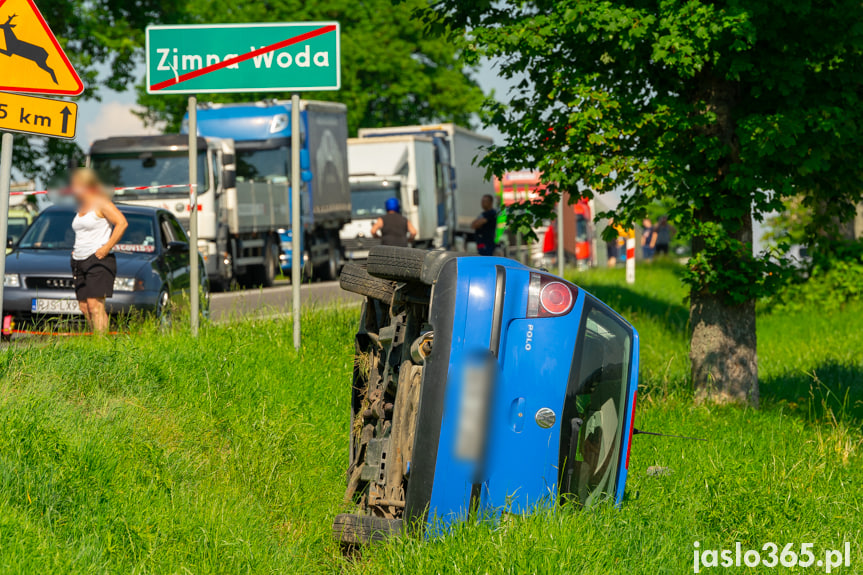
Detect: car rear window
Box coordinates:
(559, 301, 632, 506)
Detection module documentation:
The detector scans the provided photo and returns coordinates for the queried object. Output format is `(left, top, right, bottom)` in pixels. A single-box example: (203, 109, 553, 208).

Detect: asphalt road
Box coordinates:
(210, 280, 361, 323)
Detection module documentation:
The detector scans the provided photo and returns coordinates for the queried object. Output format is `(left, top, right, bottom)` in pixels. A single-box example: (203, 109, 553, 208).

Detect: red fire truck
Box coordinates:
(495, 171, 593, 269)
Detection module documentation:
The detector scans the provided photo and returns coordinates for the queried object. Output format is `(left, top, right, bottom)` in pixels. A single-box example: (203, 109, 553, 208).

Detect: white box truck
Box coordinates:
(356, 124, 494, 250)
(341, 135, 442, 260)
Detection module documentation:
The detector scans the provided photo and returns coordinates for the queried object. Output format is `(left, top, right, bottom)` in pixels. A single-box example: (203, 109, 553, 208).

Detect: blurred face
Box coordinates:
(482, 196, 493, 210)
(70, 173, 100, 203)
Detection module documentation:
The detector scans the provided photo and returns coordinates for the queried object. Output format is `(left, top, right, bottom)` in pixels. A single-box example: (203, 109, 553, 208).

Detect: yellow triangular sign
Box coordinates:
(0, 0, 83, 95)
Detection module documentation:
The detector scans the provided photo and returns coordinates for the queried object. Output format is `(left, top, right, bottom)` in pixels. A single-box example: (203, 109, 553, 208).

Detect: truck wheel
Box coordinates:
(262, 241, 279, 287)
(322, 238, 340, 281)
(367, 246, 426, 282)
(340, 264, 395, 302)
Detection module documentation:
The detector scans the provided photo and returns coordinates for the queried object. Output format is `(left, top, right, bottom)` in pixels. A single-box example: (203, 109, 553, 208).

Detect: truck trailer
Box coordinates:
(341, 135, 442, 260)
(187, 99, 351, 281)
(356, 124, 494, 250)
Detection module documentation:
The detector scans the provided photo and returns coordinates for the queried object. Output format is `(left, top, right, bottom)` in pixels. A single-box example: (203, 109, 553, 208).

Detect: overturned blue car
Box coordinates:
(333, 246, 639, 544)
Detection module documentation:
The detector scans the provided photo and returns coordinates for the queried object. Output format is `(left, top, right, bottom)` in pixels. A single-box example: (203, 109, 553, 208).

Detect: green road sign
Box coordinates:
(145, 22, 340, 94)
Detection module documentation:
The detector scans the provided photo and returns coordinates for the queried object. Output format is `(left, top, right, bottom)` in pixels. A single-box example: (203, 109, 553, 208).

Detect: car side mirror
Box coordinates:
(222, 170, 236, 189)
(167, 241, 189, 254)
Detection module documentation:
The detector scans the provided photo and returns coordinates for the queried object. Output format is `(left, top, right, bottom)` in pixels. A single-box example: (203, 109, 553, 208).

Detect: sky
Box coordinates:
(76, 59, 514, 149)
(68, 59, 771, 250)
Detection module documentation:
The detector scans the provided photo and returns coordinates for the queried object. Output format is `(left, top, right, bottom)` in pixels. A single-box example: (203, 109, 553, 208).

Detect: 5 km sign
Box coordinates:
(145, 22, 340, 94)
(0, 91, 76, 138)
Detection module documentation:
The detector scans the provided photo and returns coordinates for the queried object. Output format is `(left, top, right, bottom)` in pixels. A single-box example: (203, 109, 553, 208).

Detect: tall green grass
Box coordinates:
(0, 265, 860, 573)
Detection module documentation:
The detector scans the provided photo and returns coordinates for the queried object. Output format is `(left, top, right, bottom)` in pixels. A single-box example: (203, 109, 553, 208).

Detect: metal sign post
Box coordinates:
(0, 133, 14, 317)
(188, 96, 200, 335)
(291, 93, 301, 349)
(145, 21, 341, 347)
(557, 192, 565, 278)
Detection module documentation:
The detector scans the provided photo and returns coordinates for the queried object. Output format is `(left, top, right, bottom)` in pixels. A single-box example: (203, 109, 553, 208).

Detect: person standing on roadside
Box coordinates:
(471, 194, 498, 256)
(70, 168, 128, 334)
(606, 218, 619, 267)
(641, 218, 655, 261)
(651, 216, 674, 256)
(371, 198, 417, 247)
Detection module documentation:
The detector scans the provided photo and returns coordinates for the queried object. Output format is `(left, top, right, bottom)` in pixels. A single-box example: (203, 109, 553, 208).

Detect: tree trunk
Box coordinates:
(690, 292, 759, 406)
(687, 74, 759, 407)
(689, 210, 759, 407)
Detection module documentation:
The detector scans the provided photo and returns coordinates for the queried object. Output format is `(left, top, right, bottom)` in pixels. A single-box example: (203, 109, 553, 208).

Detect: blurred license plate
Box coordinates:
(31, 298, 81, 314)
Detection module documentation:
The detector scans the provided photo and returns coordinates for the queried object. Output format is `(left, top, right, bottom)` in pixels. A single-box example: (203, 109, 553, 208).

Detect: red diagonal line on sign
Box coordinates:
(149, 24, 336, 91)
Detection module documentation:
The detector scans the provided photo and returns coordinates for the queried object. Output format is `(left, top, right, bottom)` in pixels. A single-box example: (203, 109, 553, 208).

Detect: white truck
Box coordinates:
(88, 134, 283, 290)
(354, 124, 494, 251)
(341, 135, 441, 260)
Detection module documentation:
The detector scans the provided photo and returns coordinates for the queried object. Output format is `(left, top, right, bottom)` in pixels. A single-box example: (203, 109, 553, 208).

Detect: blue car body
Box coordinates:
(335, 248, 639, 543)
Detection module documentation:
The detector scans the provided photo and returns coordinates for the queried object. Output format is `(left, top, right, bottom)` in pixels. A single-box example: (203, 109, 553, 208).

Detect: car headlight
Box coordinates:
(4, 273, 20, 287)
(113, 277, 136, 292)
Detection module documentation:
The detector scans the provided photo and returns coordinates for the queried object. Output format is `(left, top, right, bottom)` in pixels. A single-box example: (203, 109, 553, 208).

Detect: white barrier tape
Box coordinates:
(10, 183, 198, 196)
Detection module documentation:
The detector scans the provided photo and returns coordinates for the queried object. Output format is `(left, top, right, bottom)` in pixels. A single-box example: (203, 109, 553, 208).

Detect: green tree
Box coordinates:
(7, 0, 186, 182)
(426, 0, 863, 405)
(136, 0, 485, 134)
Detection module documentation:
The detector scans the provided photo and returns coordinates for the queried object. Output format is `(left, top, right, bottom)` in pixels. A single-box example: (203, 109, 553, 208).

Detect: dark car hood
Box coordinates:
(5, 249, 154, 277)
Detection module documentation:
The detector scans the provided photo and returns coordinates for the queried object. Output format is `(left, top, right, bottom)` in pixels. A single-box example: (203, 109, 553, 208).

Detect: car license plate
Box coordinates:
(31, 298, 82, 315)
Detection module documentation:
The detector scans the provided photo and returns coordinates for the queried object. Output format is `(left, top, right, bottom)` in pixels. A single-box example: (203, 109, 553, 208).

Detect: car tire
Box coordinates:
(332, 514, 402, 545)
(156, 287, 171, 328)
(367, 246, 426, 282)
(340, 264, 395, 302)
(200, 278, 211, 322)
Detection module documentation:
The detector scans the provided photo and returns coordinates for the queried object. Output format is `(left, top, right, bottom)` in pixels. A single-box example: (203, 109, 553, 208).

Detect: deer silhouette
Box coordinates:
(0, 14, 57, 84)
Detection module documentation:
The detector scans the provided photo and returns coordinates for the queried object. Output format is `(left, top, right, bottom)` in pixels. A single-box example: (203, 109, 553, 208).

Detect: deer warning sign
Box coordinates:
(0, 0, 83, 95)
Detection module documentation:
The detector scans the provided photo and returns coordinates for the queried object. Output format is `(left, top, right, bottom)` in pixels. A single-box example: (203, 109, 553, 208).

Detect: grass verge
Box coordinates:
(0, 265, 860, 573)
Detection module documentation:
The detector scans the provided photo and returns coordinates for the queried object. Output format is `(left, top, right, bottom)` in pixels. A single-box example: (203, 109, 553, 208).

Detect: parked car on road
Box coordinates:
(2, 204, 208, 332)
(333, 246, 639, 545)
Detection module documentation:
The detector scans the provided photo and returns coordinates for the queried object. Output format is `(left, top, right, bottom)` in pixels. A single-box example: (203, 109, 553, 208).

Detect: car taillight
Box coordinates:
(625, 391, 637, 469)
(526, 272, 578, 318)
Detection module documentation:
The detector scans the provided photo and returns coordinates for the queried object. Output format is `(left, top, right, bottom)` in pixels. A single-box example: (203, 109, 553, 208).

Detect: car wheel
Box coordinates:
(332, 514, 402, 546)
(200, 279, 211, 322)
(339, 264, 395, 302)
(156, 287, 171, 328)
(367, 246, 426, 282)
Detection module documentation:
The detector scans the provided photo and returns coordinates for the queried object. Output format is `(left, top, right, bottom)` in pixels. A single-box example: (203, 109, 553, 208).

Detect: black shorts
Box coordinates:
(71, 254, 116, 300)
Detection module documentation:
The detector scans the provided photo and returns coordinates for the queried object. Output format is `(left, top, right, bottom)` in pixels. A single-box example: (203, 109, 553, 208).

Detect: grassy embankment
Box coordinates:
(0, 263, 861, 573)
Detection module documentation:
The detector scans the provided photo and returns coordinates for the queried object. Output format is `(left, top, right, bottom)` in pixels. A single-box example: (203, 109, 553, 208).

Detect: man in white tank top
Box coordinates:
(69, 169, 128, 333)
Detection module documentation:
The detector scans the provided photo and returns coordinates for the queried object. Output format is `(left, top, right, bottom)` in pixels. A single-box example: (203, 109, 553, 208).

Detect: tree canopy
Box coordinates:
(135, 0, 485, 134)
(6, 0, 187, 182)
(8, 0, 484, 181)
(426, 0, 863, 404)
